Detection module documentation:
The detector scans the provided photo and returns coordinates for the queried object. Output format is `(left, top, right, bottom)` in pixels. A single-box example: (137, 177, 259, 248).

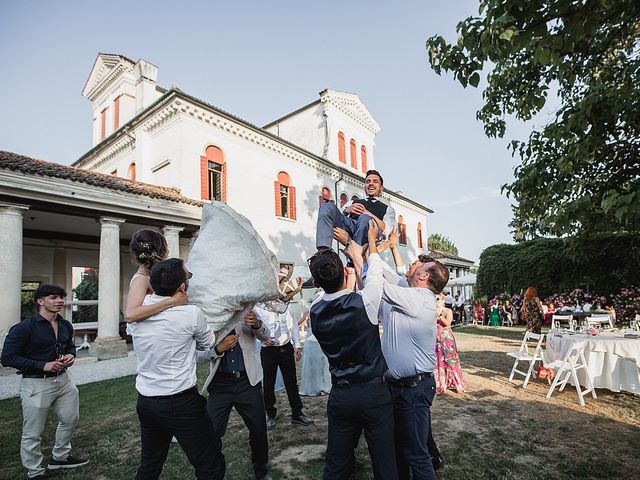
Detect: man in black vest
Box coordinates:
(308, 221, 398, 480)
(315, 170, 396, 251)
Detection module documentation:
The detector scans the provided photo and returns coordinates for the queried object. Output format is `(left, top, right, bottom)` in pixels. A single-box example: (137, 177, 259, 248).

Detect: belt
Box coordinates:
(22, 372, 61, 379)
(143, 386, 197, 399)
(215, 370, 247, 379)
(333, 376, 384, 387)
(386, 372, 433, 387)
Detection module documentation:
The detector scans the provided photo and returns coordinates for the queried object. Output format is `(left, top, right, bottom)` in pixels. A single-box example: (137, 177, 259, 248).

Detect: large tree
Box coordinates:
(428, 233, 459, 255)
(426, 0, 640, 240)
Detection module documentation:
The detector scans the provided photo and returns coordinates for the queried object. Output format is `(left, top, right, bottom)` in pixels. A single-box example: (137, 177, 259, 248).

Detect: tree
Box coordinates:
(426, 1, 640, 240)
(428, 233, 459, 255)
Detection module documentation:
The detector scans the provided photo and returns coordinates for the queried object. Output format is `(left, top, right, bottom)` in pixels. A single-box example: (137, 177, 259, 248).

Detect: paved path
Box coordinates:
(0, 352, 138, 400)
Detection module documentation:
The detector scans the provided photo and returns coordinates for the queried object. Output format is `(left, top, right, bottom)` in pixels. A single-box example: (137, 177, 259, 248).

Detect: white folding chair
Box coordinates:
(552, 314, 573, 330)
(587, 314, 613, 330)
(630, 316, 640, 332)
(507, 332, 545, 388)
(544, 340, 597, 406)
(568, 318, 578, 332)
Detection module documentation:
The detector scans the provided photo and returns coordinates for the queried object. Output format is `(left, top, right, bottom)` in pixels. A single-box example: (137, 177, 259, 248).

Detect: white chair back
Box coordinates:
(587, 314, 613, 329)
(552, 314, 573, 330)
(630, 318, 640, 332)
(544, 339, 597, 406)
(507, 331, 545, 388)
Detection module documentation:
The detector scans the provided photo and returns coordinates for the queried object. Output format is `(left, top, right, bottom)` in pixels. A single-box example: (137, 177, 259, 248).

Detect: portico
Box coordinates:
(0, 151, 202, 358)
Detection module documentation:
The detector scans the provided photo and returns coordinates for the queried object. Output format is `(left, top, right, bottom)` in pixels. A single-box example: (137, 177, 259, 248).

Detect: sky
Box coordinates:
(0, 0, 538, 262)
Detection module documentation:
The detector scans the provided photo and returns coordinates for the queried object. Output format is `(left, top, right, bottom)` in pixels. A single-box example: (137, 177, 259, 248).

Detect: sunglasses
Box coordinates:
(307, 248, 336, 267)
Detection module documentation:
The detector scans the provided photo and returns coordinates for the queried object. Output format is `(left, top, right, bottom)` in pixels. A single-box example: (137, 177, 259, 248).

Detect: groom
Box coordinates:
(315, 170, 396, 251)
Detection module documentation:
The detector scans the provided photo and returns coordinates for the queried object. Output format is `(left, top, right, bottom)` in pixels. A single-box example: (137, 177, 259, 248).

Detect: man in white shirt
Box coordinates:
(255, 304, 313, 429)
(127, 258, 226, 480)
(379, 256, 450, 480)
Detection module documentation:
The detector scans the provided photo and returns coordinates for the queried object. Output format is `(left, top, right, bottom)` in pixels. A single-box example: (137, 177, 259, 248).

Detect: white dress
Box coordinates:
(299, 316, 331, 396)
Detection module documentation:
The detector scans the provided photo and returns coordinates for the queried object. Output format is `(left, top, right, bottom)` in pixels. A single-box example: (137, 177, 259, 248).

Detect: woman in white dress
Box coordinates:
(125, 229, 187, 323)
(299, 294, 331, 396)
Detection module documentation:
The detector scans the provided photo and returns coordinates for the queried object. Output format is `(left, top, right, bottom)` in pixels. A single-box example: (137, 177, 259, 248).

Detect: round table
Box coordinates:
(545, 331, 640, 394)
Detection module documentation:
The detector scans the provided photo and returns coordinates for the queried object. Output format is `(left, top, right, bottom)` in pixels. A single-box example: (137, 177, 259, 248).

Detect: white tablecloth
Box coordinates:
(545, 331, 640, 393)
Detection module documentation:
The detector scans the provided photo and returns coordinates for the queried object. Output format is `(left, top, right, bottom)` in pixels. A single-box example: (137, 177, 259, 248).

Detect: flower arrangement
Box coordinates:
(612, 287, 640, 323)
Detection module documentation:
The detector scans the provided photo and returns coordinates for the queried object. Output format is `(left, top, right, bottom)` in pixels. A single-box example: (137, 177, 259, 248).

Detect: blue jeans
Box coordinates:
(389, 376, 437, 480)
(316, 202, 373, 249)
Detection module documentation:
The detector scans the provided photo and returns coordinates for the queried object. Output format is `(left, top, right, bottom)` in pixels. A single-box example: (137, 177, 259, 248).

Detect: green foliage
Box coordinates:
(427, 233, 459, 255)
(476, 233, 640, 298)
(426, 1, 640, 239)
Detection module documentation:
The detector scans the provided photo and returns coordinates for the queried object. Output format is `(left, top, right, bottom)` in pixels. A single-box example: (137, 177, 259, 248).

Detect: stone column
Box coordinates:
(162, 225, 184, 259)
(0, 203, 28, 345)
(92, 217, 128, 360)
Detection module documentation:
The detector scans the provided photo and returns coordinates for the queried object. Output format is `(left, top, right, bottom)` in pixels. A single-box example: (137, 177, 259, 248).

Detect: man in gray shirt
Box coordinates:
(379, 258, 449, 480)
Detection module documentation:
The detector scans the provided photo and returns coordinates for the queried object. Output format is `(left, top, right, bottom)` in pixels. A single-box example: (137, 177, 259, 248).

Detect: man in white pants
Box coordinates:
(1, 284, 88, 479)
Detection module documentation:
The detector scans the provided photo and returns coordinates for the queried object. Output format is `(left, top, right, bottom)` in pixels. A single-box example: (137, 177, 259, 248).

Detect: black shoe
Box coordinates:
(256, 475, 273, 480)
(266, 416, 276, 430)
(432, 453, 445, 471)
(30, 476, 46, 480)
(47, 454, 89, 470)
(291, 414, 314, 426)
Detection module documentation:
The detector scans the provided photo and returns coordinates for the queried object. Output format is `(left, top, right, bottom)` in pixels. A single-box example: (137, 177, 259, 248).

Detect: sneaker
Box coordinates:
(266, 416, 276, 430)
(291, 413, 314, 426)
(47, 454, 89, 470)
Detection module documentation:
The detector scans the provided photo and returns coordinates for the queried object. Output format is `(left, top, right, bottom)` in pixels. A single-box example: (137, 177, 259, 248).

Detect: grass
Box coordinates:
(1, 327, 638, 479)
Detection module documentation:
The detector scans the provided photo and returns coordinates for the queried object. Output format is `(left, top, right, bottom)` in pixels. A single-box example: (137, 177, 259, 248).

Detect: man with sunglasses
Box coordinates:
(127, 258, 226, 480)
(2, 284, 87, 480)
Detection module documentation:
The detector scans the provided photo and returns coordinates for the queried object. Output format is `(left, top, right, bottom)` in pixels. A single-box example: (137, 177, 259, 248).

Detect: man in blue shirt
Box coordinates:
(1, 284, 88, 479)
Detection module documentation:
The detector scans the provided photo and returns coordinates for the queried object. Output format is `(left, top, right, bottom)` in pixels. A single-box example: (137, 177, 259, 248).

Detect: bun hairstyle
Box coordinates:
(130, 229, 168, 270)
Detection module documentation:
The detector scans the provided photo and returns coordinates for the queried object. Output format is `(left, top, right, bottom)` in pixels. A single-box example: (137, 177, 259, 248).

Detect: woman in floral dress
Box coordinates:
(521, 287, 544, 334)
(435, 293, 466, 394)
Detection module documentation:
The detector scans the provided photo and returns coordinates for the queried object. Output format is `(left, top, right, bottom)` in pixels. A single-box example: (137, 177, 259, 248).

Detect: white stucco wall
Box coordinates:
(263, 103, 326, 158)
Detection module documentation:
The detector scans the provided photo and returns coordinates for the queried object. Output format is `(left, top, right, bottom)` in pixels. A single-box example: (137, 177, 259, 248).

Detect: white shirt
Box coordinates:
(254, 304, 300, 348)
(312, 253, 385, 325)
(127, 294, 214, 396)
(340, 198, 397, 237)
(379, 283, 437, 379)
(444, 294, 454, 305)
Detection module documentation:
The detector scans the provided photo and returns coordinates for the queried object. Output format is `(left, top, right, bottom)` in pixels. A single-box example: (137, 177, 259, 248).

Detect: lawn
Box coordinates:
(1, 326, 638, 479)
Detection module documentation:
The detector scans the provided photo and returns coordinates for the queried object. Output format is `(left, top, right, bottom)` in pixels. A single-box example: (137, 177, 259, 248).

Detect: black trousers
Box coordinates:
(135, 387, 225, 480)
(324, 380, 398, 480)
(207, 374, 269, 478)
(260, 342, 303, 418)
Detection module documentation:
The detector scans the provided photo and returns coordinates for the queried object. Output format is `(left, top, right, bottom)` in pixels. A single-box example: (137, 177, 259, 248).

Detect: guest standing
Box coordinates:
(522, 287, 544, 334)
(1, 285, 88, 480)
(434, 294, 466, 394)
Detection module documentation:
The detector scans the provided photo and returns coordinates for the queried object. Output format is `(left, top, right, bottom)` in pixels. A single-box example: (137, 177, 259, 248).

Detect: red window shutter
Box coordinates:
(200, 154, 209, 199)
(100, 107, 107, 141)
(338, 132, 346, 164)
(361, 146, 368, 173)
(114, 96, 121, 130)
(290, 186, 297, 220)
(350, 139, 357, 169)
(221, 163, 227, 203)
(274, 181, 282, 217)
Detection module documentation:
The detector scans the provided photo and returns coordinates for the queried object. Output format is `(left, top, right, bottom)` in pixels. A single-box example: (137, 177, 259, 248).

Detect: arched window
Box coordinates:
(361, 146, 368, 173)
(417, 222, 424, 249)
(200, 145, 227, 202)
(128, 162, 136, 181)
(351, 194, 359, 202)
(398, 215, 407, 245)
(350, 138, 357, 169)
(275, 171, 296, 220)
(338, 132, 346, 164)
(339, 193, 348, 208)
(319, 186, 333, 206)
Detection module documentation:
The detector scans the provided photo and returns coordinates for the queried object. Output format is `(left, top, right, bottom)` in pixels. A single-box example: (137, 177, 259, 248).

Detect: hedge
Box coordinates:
(476, 233, 640, 298)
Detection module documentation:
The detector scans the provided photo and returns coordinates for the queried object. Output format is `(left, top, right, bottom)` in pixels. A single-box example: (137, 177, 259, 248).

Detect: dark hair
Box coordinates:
(130, 229, 168, 269)
(34, 284, 67, 302)
(425, 261, 449, 294)
(418, 254, 435, 263)
(309, 250, 344, 293)
(365, 169, 384, 186)
(150, 258, 187, 296)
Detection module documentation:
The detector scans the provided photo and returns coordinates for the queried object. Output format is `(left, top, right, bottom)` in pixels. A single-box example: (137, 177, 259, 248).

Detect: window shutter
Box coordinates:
(289, 186, 297, 220)
(274, 181, 282, 217)
(200, 155, 209, 199)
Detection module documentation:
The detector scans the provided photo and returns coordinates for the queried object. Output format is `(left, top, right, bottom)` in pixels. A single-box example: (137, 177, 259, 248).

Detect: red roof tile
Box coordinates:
(0, 150, 202, 206)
